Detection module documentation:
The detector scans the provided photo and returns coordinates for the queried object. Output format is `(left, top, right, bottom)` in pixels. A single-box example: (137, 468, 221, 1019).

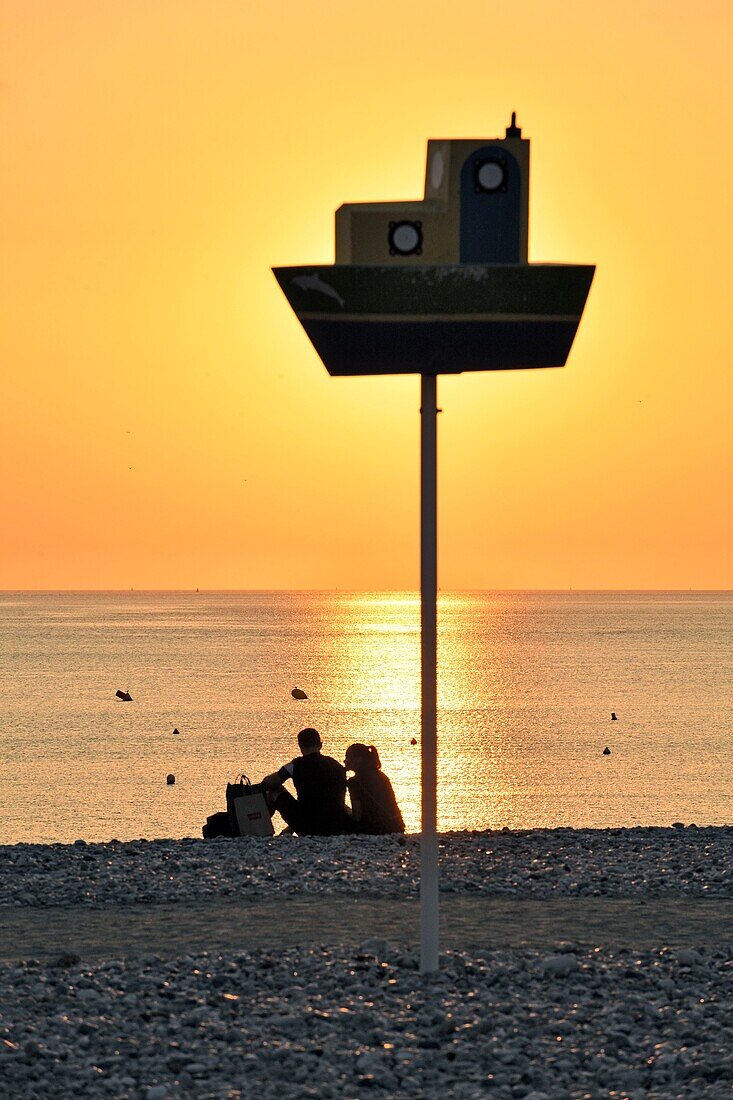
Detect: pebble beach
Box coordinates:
(2, 827, 733, 1098)
(4, 826, 732, 909)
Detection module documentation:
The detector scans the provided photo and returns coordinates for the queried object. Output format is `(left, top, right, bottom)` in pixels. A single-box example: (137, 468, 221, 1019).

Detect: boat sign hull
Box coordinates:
(272, 263, 595, 376)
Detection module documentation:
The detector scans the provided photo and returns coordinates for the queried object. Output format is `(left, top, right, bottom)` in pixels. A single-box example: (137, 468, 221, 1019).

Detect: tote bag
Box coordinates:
(233, 788, 274, 837)
(226, 774, 274, 837)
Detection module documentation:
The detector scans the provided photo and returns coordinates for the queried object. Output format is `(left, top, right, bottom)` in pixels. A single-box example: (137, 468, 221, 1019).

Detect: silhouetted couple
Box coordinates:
(262, 727, 404, 837)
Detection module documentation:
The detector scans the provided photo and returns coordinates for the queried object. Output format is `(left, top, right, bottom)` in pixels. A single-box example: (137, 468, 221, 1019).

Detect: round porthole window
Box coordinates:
(475, 158, 506, 193)
(388, 220, 423, 256)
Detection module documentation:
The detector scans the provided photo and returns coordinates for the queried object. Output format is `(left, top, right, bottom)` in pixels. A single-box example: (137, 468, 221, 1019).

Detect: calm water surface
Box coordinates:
(1, 591, 731, 844)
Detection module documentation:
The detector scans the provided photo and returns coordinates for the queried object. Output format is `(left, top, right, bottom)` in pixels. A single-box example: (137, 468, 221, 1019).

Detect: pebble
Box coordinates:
(359, 938, 391, 959)
(1, 826, 731, 909)
(540, 954, 579, 976)
(676, 948, 701, 967)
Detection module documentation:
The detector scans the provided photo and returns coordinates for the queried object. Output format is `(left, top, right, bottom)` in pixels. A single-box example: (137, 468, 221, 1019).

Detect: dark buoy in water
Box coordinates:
(602, 746, 611, 755)
(166, 773, 175, 785)
(611, 712, 617, 721)
(172, 727, 180, 735)
(116, 689, 132, 702)
(291, 687, 308, 700)
(410, 737, 418, 746)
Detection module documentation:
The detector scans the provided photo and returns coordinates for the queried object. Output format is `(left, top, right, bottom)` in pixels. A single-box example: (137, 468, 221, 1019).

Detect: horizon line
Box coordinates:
(1, 587, 731, 595)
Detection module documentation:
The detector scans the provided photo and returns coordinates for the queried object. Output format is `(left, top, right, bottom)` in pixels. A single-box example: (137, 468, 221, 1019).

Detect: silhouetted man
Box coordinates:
(262, 727, 349, 836)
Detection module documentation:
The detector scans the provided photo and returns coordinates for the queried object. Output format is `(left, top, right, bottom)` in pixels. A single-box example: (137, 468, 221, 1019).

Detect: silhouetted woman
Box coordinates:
(345, 743, 405, 835)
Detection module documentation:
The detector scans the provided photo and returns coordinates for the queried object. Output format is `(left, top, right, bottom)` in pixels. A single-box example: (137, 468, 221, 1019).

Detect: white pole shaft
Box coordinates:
(420, 371, 439, 974)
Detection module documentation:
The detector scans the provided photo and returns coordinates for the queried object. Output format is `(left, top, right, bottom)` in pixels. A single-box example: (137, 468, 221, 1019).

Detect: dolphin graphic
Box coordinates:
(292, 273, 345, 309)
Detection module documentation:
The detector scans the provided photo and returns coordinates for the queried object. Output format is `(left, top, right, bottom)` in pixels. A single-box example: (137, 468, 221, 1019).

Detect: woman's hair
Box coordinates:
(346, 742, 381, 772)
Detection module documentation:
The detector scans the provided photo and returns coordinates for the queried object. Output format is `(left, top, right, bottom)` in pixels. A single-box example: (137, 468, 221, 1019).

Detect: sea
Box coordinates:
(1, 591, 731, 845)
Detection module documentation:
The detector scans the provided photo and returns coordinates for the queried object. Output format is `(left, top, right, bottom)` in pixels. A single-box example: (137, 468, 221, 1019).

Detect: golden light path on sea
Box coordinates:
(324, 592, 532, 832)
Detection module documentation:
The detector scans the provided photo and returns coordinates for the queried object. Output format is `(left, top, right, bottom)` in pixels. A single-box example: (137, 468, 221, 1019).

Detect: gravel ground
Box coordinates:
(2, 826, 732, 909)
(2, 942, 732, 1100)
(2, 828, 732, 1098)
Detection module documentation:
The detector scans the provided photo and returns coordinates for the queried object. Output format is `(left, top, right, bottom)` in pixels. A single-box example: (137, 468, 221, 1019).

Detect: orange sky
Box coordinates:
(2, 0, 731, 589)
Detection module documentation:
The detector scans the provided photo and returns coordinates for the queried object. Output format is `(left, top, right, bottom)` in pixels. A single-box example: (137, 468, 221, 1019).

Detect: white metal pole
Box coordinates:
(420, 371, 439, 973)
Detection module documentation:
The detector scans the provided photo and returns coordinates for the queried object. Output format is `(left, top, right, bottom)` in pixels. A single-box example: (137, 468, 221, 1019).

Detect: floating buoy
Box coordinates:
(611, 712, 617, 721)
(602, 746, 611, 755)
(116, 689, 132, 702)
(410, 737, 418, 746)
(166, 773, 176, 785)
(291, 687, 308, 700)
(172, 728, 180, 735)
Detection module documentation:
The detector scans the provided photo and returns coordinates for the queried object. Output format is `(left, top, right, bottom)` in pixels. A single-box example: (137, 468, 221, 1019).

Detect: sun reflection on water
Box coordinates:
(326, 592, 530, 833)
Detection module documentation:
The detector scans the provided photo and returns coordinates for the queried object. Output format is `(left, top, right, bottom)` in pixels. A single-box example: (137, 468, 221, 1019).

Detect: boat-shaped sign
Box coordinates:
(273, 115, 594, 376)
